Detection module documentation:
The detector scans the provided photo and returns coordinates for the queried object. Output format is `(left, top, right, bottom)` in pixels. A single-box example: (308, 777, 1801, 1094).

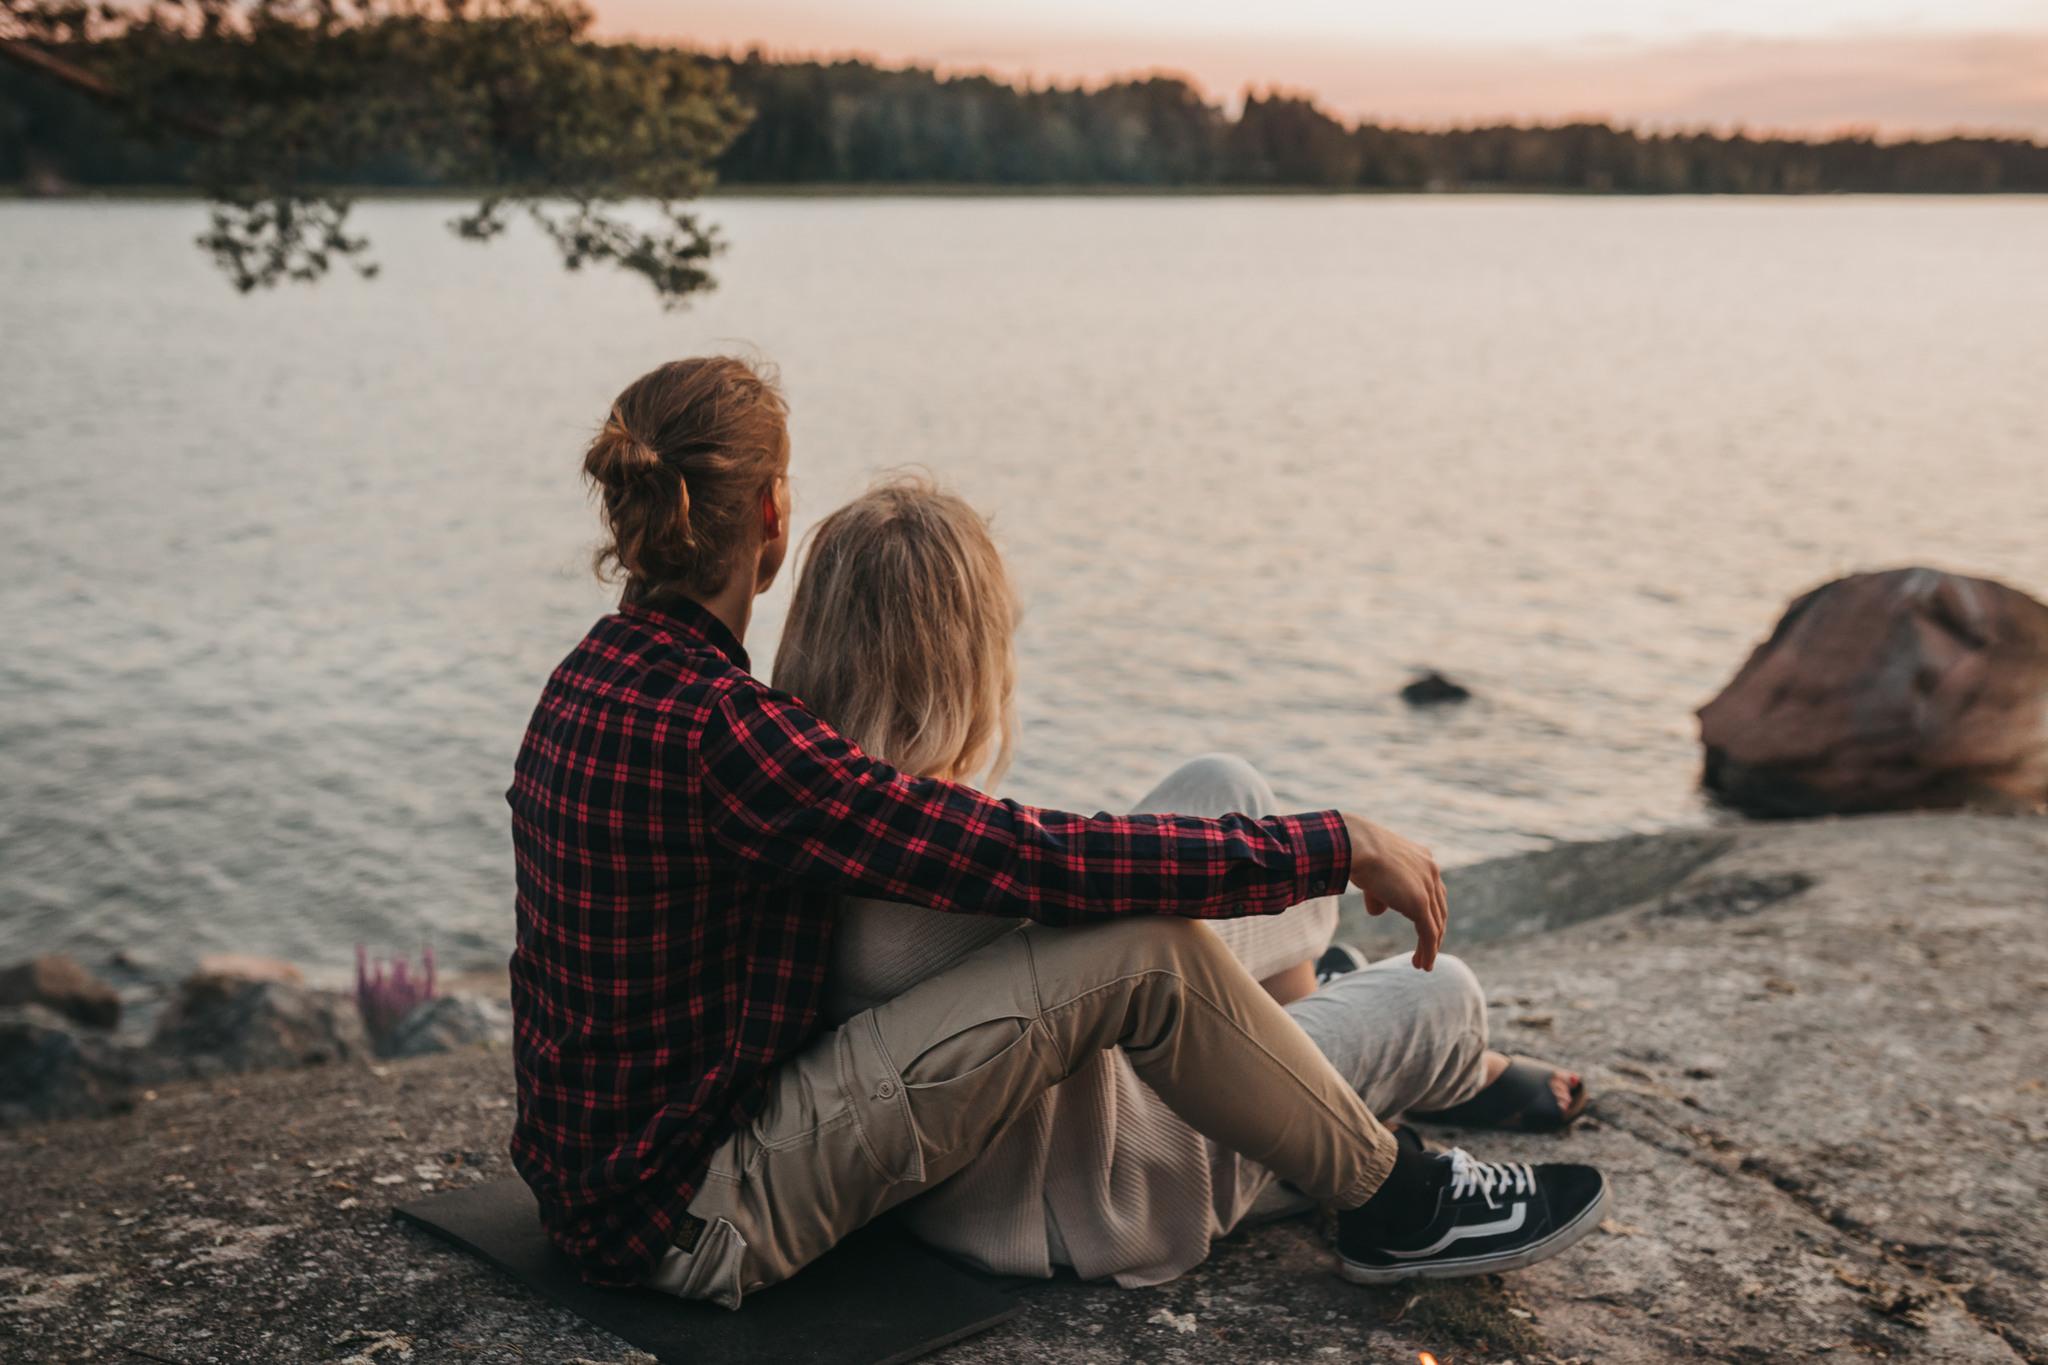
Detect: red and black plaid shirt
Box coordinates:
(507, 599, 1352, 1284)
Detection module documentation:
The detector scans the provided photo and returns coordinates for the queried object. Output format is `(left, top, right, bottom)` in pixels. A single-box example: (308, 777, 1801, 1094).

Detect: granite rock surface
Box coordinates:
(2, 812, 2043, 1364)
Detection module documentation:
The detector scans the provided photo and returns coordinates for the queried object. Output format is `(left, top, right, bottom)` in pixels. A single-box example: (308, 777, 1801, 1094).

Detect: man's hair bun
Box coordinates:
(583, 357, 788, 599)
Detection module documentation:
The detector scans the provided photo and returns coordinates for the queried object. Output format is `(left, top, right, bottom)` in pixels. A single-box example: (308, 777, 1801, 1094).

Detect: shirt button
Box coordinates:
(876, 1080, 896, 1099)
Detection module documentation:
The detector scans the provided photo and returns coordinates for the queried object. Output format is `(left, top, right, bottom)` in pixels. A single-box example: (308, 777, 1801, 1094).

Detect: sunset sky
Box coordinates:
(594, 0, 2048, 137)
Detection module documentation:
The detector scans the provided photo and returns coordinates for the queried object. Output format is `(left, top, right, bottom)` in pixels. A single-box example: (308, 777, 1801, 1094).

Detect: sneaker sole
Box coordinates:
(1335, 1178, 1611, 1285)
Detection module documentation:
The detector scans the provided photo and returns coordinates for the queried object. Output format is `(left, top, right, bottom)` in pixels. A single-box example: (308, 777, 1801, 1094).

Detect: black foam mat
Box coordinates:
(394, 1178, 1020, 1365)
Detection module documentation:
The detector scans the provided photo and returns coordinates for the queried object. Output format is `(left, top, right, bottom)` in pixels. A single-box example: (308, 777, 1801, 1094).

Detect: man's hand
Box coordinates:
(1342, 814, 1447, 970)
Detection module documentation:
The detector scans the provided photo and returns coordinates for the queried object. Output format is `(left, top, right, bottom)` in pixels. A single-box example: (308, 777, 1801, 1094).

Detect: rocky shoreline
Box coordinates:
(1, 946, 511, 1129)
(3, 810, 2043, 1363)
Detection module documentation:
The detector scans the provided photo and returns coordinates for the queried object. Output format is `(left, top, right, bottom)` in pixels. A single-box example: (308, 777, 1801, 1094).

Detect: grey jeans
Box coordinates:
(1122, 754, 1488, 1128)
(886, 755, 1489, 1284)
(1144, 757, 1487, 1122)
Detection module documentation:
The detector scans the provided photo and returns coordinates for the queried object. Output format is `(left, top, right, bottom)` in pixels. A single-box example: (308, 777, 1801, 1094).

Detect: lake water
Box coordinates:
(3, 195, 2045, 976)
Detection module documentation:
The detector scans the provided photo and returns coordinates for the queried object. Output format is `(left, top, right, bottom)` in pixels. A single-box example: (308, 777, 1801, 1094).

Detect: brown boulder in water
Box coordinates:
(1698, 568, 2048, 817)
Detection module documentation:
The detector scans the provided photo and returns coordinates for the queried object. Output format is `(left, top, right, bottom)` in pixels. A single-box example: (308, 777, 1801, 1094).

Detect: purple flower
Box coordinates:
(355, 943, 438, 1048)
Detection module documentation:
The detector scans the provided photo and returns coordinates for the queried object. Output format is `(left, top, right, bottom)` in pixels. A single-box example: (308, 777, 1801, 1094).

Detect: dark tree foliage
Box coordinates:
(6, 33, 2047, 253)
(1224, 94, 1358, 186)
(0, 1, 749, 303)
(713, 57, 1225, 186)
(706, 58, 2047, 194)
(710, 60, 2048, 193)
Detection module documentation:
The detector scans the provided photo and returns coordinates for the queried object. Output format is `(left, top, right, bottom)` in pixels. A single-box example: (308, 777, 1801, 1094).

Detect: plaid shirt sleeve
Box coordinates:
(699, 679, 1352, 924)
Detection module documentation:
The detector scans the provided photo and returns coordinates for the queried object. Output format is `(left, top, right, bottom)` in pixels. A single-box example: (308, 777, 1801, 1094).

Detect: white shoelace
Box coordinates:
(1445, 1148, 1536, 1208)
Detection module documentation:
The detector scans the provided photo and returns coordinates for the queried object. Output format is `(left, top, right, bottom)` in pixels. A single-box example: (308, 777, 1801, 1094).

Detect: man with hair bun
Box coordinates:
(507, 356, 1609, 1306)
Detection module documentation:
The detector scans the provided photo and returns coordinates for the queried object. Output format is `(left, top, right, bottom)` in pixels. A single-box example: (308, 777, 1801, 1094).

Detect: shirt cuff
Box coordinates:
(1284, 810, 1352, 904)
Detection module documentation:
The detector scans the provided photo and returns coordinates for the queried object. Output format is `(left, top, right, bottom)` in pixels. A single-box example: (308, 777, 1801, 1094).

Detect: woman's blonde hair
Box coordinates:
(774, 474, 1020, 785)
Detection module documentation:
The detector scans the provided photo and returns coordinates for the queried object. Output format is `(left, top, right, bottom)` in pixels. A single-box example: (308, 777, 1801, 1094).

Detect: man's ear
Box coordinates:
(753, 478, 793, 596)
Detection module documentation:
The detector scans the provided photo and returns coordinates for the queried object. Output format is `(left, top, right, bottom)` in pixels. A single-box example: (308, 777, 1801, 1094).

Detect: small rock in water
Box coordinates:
(1400, 671, 1473, 705)
(0, 955, 122, 1030)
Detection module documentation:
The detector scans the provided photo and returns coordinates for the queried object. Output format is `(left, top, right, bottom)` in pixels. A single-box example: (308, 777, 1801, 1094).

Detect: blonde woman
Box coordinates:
(774, 474, 1587, 1287)
(518, 358, 1609, 1306)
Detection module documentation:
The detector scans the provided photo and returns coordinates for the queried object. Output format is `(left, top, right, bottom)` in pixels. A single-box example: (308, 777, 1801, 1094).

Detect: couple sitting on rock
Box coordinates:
(507, 356, 1610, 1307)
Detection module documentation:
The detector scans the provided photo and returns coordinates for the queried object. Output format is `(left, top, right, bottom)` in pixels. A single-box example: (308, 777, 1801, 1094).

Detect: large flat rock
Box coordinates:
(2, 813, 2042, 1363)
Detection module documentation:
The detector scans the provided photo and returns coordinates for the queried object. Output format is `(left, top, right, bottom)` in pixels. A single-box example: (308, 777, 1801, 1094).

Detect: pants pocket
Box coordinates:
(897, 1017, 1050, 1159)
(838, 1012, 927, 1183)
(857, 924, 1060, 1167)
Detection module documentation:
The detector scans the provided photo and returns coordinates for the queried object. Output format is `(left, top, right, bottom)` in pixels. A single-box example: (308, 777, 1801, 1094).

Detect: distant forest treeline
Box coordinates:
(6, 45, 2048, 194)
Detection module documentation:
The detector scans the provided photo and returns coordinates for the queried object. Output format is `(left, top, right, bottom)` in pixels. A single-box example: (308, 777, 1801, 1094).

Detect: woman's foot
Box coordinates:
(1313, 945, 1586, 1129)
(1411, 1052, 1590, 1133)
(1481, 1049, 1580, 1116)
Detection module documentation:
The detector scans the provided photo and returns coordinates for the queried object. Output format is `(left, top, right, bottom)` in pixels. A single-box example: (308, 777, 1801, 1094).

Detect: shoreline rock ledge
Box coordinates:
(4, 812, 2045, 1363)
(1699, 566, 2048, 818)
(2, 954, 512, 1127)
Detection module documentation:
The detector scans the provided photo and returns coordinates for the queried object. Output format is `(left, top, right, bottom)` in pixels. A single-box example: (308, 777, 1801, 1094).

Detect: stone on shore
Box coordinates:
(4, 812, 2042, 1362)
(0, 954, 121, 1030)
(0, 1004, 137, 1126)
(1699, 567, 2048, 817)
(381, 994, 511, 1059)
(151, 974, 368, 1078)
(193, 953, 306, 986)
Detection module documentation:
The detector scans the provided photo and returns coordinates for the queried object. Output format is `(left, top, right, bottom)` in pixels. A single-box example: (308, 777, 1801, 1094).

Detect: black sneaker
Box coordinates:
(1315, 942, 1371, 984)
(1337, 1148, 1609, 1284)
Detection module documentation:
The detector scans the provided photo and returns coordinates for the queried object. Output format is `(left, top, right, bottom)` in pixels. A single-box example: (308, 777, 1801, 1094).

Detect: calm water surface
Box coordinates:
(3, 195, 2045, 974)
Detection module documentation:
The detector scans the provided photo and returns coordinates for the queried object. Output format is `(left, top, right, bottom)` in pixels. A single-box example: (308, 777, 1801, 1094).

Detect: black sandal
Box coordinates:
(1410, 1056, 1589, 1133)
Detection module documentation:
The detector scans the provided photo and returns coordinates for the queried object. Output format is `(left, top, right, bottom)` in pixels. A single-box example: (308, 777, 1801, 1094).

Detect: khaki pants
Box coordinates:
(649, 911, 1399, 1307)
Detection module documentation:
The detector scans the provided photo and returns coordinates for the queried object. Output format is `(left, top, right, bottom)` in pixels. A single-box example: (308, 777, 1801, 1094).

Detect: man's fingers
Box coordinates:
(1346, 819, 1447, 970)
(1411, 925, 1436, 970)
(1408, 894, 1441, 971)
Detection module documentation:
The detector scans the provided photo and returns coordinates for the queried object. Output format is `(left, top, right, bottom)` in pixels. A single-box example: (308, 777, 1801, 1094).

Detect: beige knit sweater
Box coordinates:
(824, 894, 1338, 1286)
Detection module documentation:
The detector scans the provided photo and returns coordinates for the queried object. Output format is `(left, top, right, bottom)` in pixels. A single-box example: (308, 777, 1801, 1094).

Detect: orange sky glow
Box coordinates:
(591, 2, 2048, 139)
